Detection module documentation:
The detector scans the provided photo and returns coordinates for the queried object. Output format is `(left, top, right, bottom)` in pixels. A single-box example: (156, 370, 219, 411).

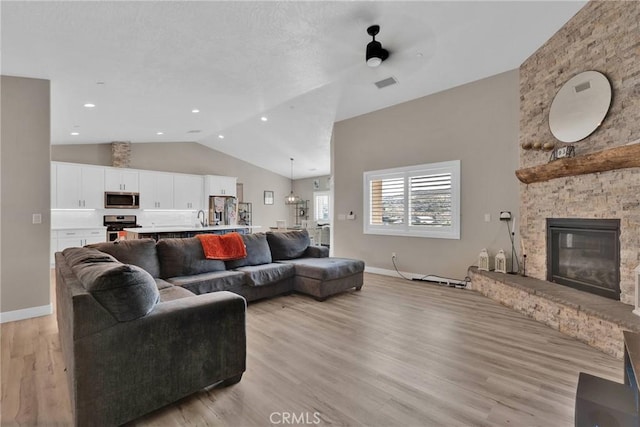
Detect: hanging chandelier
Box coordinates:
(285, 157, 300, 205)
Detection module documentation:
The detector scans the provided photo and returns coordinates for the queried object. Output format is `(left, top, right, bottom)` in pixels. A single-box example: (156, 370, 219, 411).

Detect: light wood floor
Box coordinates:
(1, 273, 621, 426)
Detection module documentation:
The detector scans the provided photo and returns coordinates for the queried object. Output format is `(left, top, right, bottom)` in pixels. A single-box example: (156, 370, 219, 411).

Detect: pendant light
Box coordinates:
(285, 157, 300, 205)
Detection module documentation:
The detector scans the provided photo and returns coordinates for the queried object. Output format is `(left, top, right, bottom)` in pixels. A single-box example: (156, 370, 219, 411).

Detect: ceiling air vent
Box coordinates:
(374, 76, 398, 89)
(187, 130, 202, 134)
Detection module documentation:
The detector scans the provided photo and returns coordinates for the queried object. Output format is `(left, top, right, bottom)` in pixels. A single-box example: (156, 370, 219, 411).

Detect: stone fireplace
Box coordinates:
(546, 218, 620, 300)
(519, 1, 640, 305)
(469, 1, 640, 359)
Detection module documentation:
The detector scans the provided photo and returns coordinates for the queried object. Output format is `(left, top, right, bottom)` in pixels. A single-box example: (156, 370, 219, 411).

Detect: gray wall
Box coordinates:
(332, 70, 520, 279)
(1, 76, 51, 315)
(52, 142, 291, 229)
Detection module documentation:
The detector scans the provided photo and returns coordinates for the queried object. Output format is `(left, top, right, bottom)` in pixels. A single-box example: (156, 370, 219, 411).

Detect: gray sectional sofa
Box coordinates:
(90, 229, 365, 302)
(56, 230, 364, 426)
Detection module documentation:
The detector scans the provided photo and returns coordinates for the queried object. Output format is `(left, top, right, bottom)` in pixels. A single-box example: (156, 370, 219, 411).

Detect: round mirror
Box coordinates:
(548, 71, 611, 143)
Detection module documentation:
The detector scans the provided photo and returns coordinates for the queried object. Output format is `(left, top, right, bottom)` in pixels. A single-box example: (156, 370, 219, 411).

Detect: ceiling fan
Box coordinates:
(365, 25, 389, 67)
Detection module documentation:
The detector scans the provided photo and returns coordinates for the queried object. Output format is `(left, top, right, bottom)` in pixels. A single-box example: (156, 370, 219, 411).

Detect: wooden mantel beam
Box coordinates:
(515, 143, 640, 184)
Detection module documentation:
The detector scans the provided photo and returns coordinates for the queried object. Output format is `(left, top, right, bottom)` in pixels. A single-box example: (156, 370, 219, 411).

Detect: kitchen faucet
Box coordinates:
(197, 210, 207, 227)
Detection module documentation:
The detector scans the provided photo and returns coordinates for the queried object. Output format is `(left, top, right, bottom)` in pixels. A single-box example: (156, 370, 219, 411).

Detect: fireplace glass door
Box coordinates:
(547, 218, 620, 300)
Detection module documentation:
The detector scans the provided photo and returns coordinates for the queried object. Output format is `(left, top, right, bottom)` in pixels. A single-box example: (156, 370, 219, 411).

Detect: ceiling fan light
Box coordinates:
(367, 56, 382, 68)
(365, 39, 389, 67)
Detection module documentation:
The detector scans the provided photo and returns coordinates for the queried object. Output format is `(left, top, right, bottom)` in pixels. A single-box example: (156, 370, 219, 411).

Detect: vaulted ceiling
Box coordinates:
(1, 1, 586, 178)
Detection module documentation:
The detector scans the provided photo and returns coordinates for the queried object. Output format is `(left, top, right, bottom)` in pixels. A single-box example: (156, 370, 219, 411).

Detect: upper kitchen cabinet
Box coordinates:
(54, 162, 104, 209)
(105, 168, 139, 192)
(174, 174, 204, 210)
(204, 175, 237, 197)
(139, 171, 174, 209)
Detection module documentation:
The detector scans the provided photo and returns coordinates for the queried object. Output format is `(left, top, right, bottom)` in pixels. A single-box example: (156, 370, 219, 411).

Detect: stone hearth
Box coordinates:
(468, 267, 640, 359)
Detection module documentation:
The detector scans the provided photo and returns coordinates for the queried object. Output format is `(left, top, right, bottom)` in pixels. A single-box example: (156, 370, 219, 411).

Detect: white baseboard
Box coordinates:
(364, 266, 467, 286)
(364, 266, 423, 280)
(0, 304, 53, 323)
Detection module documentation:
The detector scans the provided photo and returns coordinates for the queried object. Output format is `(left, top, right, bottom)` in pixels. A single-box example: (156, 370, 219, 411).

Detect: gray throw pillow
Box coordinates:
(88, 239, 161, 278)
(226, 233, 272, 268)
(266, 230, 310, 260)
(72, 260, 160, 322)
(156, 237, 226, 278)
(62, 247, 117, 267)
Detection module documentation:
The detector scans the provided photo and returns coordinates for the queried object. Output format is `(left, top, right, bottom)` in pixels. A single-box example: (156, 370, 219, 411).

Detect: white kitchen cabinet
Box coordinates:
(204, 175, 237, 197)
(55, 163, 104, 209)
(105, 168, 139, 192)
(139, 171, 174, 209)
(51, 164, 57, 209)
(51, 231, 57, 265)
(56, 228, 106, 253)
(174, 174, 204, 210)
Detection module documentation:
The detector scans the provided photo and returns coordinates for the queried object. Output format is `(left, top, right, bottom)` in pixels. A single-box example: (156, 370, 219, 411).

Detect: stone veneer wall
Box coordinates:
(519, 1, 640, 304)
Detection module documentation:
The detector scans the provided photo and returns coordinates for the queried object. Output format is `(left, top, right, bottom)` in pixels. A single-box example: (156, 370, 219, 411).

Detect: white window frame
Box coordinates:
(363, 160, 460, 239)
(313, 190, 331, 223)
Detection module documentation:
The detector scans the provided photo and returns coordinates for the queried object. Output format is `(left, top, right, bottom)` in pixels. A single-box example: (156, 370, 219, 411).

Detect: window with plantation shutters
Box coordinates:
(363, 160, 460, 239)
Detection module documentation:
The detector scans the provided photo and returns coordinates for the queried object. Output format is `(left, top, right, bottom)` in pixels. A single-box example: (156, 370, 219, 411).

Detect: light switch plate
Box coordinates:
(32, 213, 42, 224)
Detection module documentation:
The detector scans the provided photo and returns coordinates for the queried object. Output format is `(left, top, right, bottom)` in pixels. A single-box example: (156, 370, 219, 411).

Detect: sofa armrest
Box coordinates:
(304, 245, 329, 258)
(71, 291, 246, 426)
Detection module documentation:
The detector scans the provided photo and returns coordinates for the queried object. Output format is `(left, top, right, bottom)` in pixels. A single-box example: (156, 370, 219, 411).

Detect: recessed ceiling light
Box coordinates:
(218, 134, 225, 139)
(261, 116, 268, 122)
(70, 132, 79, 136)
(156, 131, 164, 135)
(84, 103, 96, 108)
(192, 109, 200, 113)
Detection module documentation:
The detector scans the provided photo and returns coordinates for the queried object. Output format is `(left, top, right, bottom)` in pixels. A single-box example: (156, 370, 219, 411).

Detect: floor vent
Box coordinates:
(374, 76, 398, 89)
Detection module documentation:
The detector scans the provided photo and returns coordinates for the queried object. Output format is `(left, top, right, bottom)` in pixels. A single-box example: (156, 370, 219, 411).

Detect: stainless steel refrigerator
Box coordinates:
(208, 196, 238, 226)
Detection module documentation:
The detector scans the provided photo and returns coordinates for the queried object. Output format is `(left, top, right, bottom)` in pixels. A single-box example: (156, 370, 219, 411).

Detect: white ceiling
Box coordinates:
(1, 1, 586, 179)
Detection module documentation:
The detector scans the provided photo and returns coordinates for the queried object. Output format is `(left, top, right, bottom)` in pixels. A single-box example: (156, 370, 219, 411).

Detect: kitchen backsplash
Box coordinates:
(52, 209, 200, 228)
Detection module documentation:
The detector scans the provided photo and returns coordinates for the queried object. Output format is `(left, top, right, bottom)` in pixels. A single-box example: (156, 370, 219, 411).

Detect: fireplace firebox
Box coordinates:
(546, 218, 620, 300)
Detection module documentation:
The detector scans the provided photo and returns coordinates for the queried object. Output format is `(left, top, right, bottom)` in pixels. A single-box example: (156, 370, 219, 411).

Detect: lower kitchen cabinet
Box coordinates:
(52, 228, 106, 263)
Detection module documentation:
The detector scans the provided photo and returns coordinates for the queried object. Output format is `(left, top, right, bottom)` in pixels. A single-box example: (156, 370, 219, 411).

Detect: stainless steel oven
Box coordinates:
(104, 215, 140, 241)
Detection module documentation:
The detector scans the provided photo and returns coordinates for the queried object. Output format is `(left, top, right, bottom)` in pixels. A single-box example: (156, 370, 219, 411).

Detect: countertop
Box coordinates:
(52, 226, 107, 231)
(125, 225, 260, 233)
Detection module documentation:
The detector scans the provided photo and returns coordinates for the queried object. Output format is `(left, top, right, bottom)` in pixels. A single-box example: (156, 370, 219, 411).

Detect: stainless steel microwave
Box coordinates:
(104, 192, 140, 209)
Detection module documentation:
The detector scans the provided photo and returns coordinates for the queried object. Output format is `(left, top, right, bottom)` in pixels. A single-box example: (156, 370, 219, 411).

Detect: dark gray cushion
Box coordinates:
(88, 239, 161, 278)
(154, 278, 174, 290)
(266, 230, 310, 260)
(168, 270, 247, 295)
(71, 259, 159, 322)
(304, 245, 329, 258)
(158, 285, 195, 302)
(62, 247, 117, 267)
(157, 237, 226, 278)
(235, 263, 295, 286)
(278, 258, 365, 281)
(226, 233, 272, 268)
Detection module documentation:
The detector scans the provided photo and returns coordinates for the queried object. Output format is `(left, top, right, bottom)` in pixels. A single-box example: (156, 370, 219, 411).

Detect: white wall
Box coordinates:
(332, 70, 520, 280)
(1, 76, 51, 319)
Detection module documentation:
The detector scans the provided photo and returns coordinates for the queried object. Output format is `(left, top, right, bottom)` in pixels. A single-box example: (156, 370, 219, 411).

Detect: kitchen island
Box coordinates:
(124, 225, 260, 241)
